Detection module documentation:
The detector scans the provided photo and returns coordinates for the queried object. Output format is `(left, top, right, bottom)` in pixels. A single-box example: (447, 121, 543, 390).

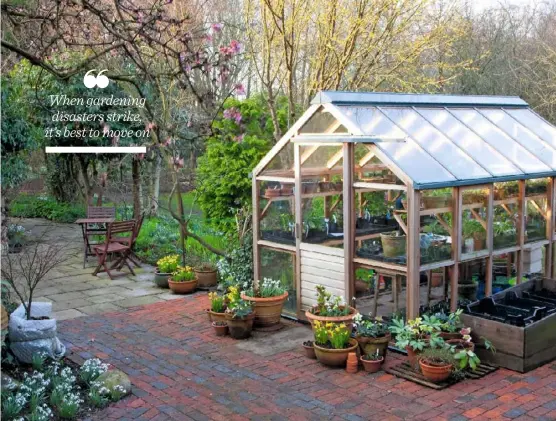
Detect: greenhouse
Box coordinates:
(251, 91, 556, 320)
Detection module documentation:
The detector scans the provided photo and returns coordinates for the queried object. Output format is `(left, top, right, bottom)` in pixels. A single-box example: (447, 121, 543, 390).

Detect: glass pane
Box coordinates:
(259, 181, 295, 246)
(299, 110, 338, 133)
(382, 108, 490, 180)
(462, 188, 489, 256)
(260, 247, 296, 316)
(353, 270, 404, 319)
(505, 108, 556, 151)
(354, 143, 403, 185)
(526, 178, 548, 243)
(450, 109, 551, 174)
(417, 108, 519, 177)
(420, 188, 453, 264)
(493, 181, 518, 250)
(260, 142, 294, 177)
(457, 259, 486, 303)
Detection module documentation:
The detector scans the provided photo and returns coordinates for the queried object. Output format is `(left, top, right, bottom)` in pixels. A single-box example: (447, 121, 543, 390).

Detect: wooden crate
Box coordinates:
(461, 278, 556, 373)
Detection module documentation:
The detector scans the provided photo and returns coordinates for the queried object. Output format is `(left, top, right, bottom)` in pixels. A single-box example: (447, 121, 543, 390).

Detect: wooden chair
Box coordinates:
(115, 213, 144, 268)
(92, 220, 136, 280)
(83, 206, 116, 268)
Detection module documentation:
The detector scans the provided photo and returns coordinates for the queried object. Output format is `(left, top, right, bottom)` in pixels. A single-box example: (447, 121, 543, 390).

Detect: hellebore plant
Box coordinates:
(389, 316, 444, 351)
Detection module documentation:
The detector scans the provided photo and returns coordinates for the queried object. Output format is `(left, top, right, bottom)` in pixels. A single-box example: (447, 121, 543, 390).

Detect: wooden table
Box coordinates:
(75, 218, 115, 268)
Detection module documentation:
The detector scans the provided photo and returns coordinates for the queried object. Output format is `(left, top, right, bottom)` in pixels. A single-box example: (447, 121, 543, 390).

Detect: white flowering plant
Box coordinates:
(79, 358, 109, 385)
(243, 277, 286, 298)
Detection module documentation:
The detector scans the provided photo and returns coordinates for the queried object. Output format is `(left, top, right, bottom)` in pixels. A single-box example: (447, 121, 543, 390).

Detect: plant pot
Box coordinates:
(318, 181, 331, 192)
(380, 232, 406, 257)
(313, 338, 359, 367)
(422, 195, 451, 209)
(463, 238, 474, 253)
(168, 278, 197, 294)
(439, 332, 463, 341)
(473, 233, 486, 251)
(195, 268, 217, 288)
(206, 309, 227, 324)
(430, 271, 443, 288)
(360, 356, 384, 373)
(305, 306, 358, 331)
(446, 339, 475, 352)
(356, 333, 391, 359)
(280, 186, 294, 196)
(331, 182, 343, 192)
(265, 187, 282, 197)
(355, 280, 369, 293)
(302, 183, 318, 194)
(419, 358, 453, 383)
(241, 291, 288, 327)
(154, 271, 171, 288)
(406, 346, 423, 367)
(225, 313, 255, 339)
(302, 341, 317, 359)
(212, 322, 228, 336)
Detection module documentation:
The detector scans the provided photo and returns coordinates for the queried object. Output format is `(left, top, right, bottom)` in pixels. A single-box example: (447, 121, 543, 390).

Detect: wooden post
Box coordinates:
(406, 187, 421, 319)
(343, 143, 355, 302)
(294, 144, 303, 318)
(545, 177, 554, 278)
(486, 184, 494, 297)
(252, 178, 261, 283)
(516, 180, 526, 284)
(450, 187, 462, 312)
(426, 270, 432, 307)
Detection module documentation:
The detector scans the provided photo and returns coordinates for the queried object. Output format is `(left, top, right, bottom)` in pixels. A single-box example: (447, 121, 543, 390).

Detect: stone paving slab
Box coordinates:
(59, 294, 556, 421)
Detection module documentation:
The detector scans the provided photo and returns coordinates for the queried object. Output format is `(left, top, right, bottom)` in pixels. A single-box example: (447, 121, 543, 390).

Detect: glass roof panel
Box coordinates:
(478, 109, 556, 170)
(338, 106, 457, 184)
(416, 108, 520, 177)
(449, 109, 551, 174)
(504, 109, 556, 152)
(380, 107, 490, 180)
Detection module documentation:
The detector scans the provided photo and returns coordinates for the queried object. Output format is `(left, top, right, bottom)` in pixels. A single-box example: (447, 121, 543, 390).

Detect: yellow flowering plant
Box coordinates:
(313, 321, 351, 349)
(225, 286, 253, 319)
(208, 292, 225, 313)
(171, 266, 196, 282)
(157, 254, 180, 274)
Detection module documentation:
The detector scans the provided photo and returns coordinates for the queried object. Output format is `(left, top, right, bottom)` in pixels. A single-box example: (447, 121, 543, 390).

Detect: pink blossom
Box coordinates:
(145, 122, 156, 131)
(163, 138, 173, 146)
(235, 83, 246, 95)
(223, 107, 242, 124)
(211, 23, 224, 32)
(204, 34, 213, 43)
(137, 153, 145, 161)
(229, 40, 243, 54)
(235, 134, 245, 143)
(460, 327, 471, 336)
(103, 125, 110, 135)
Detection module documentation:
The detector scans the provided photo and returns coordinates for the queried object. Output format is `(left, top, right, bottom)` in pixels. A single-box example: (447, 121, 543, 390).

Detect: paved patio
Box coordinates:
(17, 218, 175, 321)
(60, 294, 556, 421)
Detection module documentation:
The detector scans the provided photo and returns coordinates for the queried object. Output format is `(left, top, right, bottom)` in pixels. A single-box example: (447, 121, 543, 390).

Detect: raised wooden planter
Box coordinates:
(461, 278, 556, 373)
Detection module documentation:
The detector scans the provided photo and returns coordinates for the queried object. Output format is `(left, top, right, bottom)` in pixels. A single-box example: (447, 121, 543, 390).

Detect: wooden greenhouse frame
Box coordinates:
(251, 91, 556, 320)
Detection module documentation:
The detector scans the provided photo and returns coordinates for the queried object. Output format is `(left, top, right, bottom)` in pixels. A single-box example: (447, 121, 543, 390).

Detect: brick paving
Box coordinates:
(58, 294, 556, 421)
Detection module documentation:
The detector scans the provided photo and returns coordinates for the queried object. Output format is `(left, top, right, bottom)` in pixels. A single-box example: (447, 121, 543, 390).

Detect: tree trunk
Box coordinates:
(132, 158, 141, 221)
(150, 152, 162, 216)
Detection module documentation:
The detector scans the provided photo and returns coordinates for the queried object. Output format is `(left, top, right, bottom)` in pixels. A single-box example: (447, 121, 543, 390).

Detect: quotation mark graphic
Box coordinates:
(83, 69, 110, 89)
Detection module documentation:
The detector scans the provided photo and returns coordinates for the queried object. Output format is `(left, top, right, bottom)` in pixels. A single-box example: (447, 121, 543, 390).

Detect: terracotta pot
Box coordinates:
(360, 356, 384, 373)
(447, 339, 475, 352)
(439, 332, 463, 341)
(313, 338, 359, 367)
(168, 278, 197, 294)
(212, 322, 228, 336)
(355, 280, 370, 293)
(346, 352, 359, 373)
(318, 181, 331, 192)
(302, 183, 318, 194)
(419, 358, 453, 383)
(305, 306, 358, 331)
(356, 333, 391, 359)
(241, 291, 288, 327)
(280, 187, 294, 196)
(265, 188, 282, 197)
(331, 182, 343, 192)
(206, 309, 227, 324)
(406, 346, 422, 367)
(422, 195, 451, 209)
(430, 272, 443, 288)
(302, 342, 316, 359)
(380, 233, 406, 258)
(195, 269, 217, 288)
(225, 312, 255, 339)
(154, 271, 171, 288)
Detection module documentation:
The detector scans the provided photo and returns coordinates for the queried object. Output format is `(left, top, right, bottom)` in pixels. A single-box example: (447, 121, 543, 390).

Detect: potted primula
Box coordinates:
(168, 266, 197, 294)
(312, 321, 358, 367)
(206, 292, 227, 323)
(436, 309, 464, 340)
(418, 346, 455, 383)
(194, 261, 218, 288)
(225, 286, 255, 339)
(305, 285, 358, 329)
(155, 254, 179, 288)
(389, 315, 444, 366)
(353, 314, 391, 359)
(360, 349, 384, 373)
(241, 277, 288, 327)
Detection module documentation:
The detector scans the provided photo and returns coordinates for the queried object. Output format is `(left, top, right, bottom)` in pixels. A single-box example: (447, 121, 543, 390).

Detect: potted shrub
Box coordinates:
(212, 321, 228, 336)
(206, 292, 227, 323)
(155, 254, 179, 288)
(168, 266, 197, 294)
(241, 277, 288, 327)
(305, 285, 358, 330)
(7, 224, 26, 253)
(360, 349, 384, 373)
(312, 321, 358, 367)
(355, 269, 374, 293)
(452, 334, 496, 371)
(422, 189, 452, 209)
(389, 316, 444, 366)
(195, 262, 218, 288)
(418, 346, 455, 383)
(380, 231, 406, 258)
(225, 286, 255, 339)
(435, 309, 464, 340)
(302, 340, 316, 359)
(353, 313, 391, 359)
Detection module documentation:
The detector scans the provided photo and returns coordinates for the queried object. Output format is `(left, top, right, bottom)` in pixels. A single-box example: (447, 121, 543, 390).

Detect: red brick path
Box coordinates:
(59, 294, 556, 421)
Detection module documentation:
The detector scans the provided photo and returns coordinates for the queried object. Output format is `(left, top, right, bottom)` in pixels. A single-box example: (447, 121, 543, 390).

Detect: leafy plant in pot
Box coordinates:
(168, 266, 197, 294)
(302, 340, 316, 359)
(305, 285, 358, 330)
(451, 333, 496, 371)
(360, 349, 384, 373)
(418, 345, 455, 383)
(353, 313, 391, 359)
(206, 292, 227, 323)
(389, 315, 444, 366)
(380, 231, 406, 258)
(434, 309, 464, 340)
(155, 254, 179, 288)
(241, 277, 288, 327)
(354, 268, 374, 293)
(312, 321, 358, 367)
(225, 286, 255, 339)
